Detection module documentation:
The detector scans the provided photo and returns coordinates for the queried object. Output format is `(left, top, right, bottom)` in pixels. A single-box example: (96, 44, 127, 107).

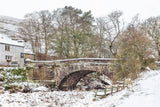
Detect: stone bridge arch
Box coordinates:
(31, 58, 116, 90)
(58, 70, 113, 91)
(58, 70, 95, 90)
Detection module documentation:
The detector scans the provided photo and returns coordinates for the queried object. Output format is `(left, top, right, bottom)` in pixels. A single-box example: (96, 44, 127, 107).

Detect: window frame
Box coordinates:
(5, 55, 12, 60)
(5, 45, 10, 51)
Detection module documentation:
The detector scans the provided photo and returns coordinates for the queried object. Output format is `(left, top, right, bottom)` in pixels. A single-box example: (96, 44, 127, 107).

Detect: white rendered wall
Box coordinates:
(0, 43, 24, 66)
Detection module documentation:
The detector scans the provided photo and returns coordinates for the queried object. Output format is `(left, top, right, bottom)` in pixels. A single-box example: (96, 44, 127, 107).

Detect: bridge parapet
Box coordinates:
(31, 58, 117, 66)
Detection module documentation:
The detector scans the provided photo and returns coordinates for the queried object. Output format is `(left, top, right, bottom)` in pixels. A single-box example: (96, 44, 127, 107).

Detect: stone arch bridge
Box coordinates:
(30, 58, 116, 90)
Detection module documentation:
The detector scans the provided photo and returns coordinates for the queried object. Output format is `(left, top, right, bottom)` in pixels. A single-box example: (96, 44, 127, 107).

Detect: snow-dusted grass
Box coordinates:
(0, 69, 160, 107)
(0, 91, 94, 107)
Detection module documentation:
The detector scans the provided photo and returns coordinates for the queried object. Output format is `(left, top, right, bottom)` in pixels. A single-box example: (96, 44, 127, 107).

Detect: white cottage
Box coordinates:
(0, 35, 24, 67)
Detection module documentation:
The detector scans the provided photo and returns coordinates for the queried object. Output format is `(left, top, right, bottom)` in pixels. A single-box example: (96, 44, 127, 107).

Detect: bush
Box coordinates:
(112, 24, 155, 80)
(0, 68, 28, 84)
(4, 85, 12, 90)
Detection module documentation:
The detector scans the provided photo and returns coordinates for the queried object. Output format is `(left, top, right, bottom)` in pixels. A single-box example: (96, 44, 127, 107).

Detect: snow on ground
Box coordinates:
(89, 69, 160, 107)
(0, 91, 94, 107)
(0, 15, 21, 36)
(0, 67, 26, 70)
(0, 69, 160, 107)
(116, 70, 160, 107)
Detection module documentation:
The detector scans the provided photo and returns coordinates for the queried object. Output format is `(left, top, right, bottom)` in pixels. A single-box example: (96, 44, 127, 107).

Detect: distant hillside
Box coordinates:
(0, 15, 22, 38)
(0, 15, 34, 54)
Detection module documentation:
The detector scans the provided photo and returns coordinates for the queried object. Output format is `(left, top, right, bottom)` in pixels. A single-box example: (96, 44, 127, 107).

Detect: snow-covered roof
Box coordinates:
(25, 58, 32, 62)
(0, 34, 24, 47)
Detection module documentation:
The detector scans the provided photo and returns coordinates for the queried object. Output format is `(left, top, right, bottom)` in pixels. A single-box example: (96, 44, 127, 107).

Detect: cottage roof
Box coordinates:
(0, 34, 24, 47)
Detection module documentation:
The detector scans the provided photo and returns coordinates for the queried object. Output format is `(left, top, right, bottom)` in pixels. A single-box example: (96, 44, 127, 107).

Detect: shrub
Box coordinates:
(112, 24, 155, 80)
(0, 68, 28, 84)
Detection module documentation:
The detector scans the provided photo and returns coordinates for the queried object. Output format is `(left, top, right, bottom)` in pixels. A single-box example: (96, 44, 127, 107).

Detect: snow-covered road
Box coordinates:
(0, 69, 160, 107)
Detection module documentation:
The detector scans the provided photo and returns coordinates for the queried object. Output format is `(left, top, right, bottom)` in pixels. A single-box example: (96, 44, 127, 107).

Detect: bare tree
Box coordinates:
(95, 17, 107, 57)
(19, 13, 42, 54)
(105, 11, 124, 57)
(52, 8, 72, 58)
(38, 10, 53, 59)
(143, 16, 160, 59)
(19, 10, 53, 59)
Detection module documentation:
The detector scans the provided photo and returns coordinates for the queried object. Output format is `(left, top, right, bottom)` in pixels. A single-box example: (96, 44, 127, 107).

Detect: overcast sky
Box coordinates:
(0, 0, 160, 21)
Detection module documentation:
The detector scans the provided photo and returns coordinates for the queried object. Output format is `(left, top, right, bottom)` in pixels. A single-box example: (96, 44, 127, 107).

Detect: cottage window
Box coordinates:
(5, 45, 10, 51)
(20, 53, 24, 58)
(5, 55, 12, 60)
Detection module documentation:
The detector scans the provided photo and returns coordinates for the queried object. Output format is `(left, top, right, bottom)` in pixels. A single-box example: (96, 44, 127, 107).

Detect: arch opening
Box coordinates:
(58, 70, 112, 91)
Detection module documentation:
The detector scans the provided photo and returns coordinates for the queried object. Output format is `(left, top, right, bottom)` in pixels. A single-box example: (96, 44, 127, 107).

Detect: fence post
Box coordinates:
(111, 86, 113, 95)
(117, 85, 119, 92)
(123, 81, 125, 89)
(94, 90, 97, 98)
(104, 87, 107, 95)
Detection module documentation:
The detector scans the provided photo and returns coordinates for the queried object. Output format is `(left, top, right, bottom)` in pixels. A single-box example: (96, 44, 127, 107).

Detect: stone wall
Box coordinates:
(24, 53, 35, 60)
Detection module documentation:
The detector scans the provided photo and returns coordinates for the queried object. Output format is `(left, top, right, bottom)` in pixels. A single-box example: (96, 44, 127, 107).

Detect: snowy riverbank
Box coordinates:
(0, 69, 160, 107)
